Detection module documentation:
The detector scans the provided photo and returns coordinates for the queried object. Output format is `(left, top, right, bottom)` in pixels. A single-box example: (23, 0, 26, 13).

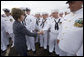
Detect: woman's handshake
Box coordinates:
(37, 30, 44, 35)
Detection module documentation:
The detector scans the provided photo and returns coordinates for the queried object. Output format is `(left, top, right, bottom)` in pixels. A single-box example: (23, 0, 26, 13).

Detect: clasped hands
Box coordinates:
(37, 30, 44, 35)
(33, 29, 44, 35)
(35, 29, 60, 44)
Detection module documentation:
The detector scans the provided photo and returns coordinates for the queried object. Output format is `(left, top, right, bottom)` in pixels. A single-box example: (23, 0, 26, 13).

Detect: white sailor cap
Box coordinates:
(59, 10, 64, 14)
(19, 7, 26, 11)
(42, 12, 48, 15)
(35, 12, 40, 15)
(51, 9, 59, 13)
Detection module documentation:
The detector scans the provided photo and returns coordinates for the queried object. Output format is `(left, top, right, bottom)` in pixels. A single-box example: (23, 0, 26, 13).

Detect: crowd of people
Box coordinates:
(1, 1, 83, 56)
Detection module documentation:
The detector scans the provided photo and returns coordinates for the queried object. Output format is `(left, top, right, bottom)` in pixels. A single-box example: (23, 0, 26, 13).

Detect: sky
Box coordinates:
(1, 1, 70, 15)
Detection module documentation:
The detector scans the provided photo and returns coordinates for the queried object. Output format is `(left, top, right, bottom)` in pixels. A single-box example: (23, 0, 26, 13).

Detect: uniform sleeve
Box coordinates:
(18, 24, 37, 37)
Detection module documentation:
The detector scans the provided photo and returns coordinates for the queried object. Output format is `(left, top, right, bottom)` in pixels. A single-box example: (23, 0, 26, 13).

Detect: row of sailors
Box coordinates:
(1, 3, 83, 56)
(1, 8, 66, 55)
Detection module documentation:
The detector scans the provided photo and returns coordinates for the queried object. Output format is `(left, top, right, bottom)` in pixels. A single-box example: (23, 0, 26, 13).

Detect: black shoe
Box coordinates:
(56, 54, 59, 56)
(49, 52, 53, 56)
(44, 49, 47, 51)
(7, 44, 10, 47)
(33, 51, 36, 54)
(1, 50, 6, 53)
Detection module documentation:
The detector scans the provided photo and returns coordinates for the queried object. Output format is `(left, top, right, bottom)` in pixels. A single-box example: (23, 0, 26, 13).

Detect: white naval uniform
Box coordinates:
(35, 17, 42, 43)
(25, 14, 36, 51)
(42, 17, 62, 53)
(39, 18, 49, 49)
(4, 15, 15, 47)
(57, 8, 83, 56)
(1, 17, 9, 51)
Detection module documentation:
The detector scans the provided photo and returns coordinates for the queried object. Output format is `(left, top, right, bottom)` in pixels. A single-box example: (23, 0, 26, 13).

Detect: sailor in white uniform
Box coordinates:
(34, 13, 42, 43)
(39, 12, 49, 49)
(2, 8, 15, 47)
(25, 8, 36, 53)
(1, 17, 9, 51)
(57, 1, 83, 56)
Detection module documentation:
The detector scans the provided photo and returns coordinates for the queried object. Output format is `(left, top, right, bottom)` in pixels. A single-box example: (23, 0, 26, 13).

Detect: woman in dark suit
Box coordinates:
(11, 8, 42, 56)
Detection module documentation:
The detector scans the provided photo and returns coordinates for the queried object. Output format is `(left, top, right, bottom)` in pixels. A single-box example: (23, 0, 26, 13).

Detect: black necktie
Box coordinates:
(54, 19, 60, 30)
(36, 19, 40, 26)
(40, 19, 46, 28)
(36, 19, 39, 26)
